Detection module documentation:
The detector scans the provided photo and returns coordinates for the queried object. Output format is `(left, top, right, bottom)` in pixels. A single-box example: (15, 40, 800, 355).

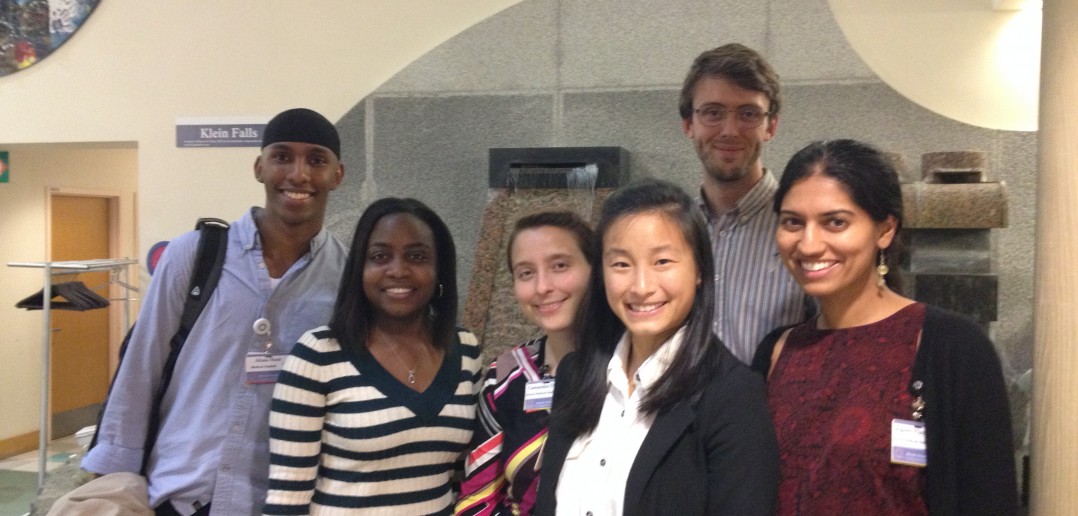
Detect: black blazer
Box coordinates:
(535, 340, 779, 516)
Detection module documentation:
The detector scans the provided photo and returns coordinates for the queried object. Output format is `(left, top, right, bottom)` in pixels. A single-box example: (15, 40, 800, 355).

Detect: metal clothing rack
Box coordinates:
(6, 258, 138, 487)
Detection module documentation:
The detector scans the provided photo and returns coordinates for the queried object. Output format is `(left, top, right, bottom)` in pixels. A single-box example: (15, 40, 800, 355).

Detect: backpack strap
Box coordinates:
(139, 217, 229, 473)
(86, 218, 230, 470)
(168, 218, 230, 354)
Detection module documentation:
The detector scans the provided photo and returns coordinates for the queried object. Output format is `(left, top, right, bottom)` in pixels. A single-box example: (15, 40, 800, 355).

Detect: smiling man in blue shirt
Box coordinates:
(82, 108, 348, 516)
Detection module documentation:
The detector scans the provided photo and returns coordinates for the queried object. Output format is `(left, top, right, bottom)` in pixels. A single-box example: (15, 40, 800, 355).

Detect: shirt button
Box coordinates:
(587, 512, 593, 516)
(600, 459, 606, 466)
(257, 262, 266, 269)
(231, 425, 241, 433)
(620, 410, 625, 417)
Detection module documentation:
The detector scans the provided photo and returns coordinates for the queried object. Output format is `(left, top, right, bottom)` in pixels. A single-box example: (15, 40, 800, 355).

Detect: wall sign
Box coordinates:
(0, 0, 100, 77)
(176, 116, 268, 148)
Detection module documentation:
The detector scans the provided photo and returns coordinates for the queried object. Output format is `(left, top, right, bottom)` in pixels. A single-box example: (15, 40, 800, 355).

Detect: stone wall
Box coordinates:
(325, 0, 1038, 377)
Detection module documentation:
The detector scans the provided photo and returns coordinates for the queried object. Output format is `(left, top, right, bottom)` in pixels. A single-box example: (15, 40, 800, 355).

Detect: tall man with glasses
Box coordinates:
(679, 43, 812, 365)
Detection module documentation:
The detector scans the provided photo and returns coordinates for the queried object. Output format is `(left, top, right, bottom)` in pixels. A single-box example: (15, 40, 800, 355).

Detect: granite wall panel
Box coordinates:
(561, 89, 698, 188)
(326, 102, 367, 242)
(768, 0, 875, 81)
(380, 0, 559, 93)
(365, 93, 555, 295)
(559, 0, 768, 89)
(329, 0, 1037, 375)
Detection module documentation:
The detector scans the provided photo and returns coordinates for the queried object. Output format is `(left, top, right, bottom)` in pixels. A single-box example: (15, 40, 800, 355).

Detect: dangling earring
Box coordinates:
(437, 283, 444, 299)
(876, 250, 889, 288)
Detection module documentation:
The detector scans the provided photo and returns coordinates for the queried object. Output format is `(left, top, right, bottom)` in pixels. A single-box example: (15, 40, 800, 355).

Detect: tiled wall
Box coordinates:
(325, 0, 1037, 375)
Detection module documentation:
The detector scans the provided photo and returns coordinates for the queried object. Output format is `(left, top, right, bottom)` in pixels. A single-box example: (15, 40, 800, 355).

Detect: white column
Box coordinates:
(1031, 1, 1078, 513)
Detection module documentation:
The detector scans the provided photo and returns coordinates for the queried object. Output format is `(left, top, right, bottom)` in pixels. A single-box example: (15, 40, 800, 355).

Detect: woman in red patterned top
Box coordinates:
(755, 139, 1017, 515)
(456, 211, 594, 516)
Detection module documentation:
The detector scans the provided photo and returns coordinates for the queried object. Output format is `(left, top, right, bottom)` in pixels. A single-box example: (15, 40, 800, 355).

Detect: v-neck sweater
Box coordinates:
(264, 326, 482, 515)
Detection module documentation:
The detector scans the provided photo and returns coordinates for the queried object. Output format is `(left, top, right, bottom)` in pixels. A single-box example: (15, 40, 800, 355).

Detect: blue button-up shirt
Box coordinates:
(83, 208, 346, 515)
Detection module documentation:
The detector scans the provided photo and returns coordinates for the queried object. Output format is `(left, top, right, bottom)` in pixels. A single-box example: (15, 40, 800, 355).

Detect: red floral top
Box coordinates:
(768, 302, 929, 515)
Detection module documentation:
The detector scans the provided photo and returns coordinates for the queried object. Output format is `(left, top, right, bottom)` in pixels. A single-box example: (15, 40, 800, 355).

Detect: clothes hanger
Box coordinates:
(14, 281, 110, 311)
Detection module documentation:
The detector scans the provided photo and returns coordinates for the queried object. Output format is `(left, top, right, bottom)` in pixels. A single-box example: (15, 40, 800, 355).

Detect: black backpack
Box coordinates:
(89, 218, 229, 475)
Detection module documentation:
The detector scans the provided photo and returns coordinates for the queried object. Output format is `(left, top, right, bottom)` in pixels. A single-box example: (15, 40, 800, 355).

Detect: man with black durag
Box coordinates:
(78, 108, 348, 516)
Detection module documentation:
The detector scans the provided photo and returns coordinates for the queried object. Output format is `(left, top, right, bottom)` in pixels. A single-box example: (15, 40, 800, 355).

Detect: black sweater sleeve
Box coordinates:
(917, 306, 1018, 516)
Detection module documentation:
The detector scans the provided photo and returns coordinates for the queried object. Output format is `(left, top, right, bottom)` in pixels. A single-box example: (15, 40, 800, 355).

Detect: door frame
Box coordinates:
(46, 188, 137, 437)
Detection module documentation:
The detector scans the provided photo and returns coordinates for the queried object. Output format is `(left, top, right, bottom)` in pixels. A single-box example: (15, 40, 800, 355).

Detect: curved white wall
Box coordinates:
(829, 0, 1041, 131)
(0, 0, 523, 443)
(0, 0, 524, 256)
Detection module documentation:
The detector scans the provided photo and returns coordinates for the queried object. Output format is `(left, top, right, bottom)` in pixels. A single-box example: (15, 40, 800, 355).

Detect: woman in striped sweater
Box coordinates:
(264, 198, 481, 515)
(456, 211, 595, 516)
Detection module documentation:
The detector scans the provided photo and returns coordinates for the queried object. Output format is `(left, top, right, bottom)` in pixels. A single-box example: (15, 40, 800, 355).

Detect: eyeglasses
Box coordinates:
(692, 106, 771, 128)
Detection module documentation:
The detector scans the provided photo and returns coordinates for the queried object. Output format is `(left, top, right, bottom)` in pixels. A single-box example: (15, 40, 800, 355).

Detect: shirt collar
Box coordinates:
(697, 169, 779, 224)
(240, 207, 329, 256)
(608, 326, 687, 393)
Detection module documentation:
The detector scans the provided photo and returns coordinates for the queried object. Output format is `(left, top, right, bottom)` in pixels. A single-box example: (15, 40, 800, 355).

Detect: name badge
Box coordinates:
(523, 379, 555, 412)
(245, 352, 287, 384)
(891, 418, 927, 467)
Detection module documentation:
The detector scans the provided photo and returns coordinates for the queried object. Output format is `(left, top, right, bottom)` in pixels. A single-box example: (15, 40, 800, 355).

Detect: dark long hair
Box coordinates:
(774, 139, 905, 292)
(557, 179, 719, 437)
(329, 197, 458, 354)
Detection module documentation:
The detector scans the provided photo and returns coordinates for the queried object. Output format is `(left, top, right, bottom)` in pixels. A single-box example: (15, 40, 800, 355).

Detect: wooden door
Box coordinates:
(49, 194, 112, 438)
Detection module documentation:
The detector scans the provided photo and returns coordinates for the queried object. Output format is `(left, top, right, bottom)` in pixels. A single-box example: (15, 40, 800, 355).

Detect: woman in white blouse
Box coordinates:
(534, 179, 779, 516)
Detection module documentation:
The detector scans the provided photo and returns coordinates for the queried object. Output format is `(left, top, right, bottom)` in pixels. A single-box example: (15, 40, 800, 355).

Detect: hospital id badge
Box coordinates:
(245, 352, 286, 384)
(523, 379, 555, 412)
(891, 418, 927, 467)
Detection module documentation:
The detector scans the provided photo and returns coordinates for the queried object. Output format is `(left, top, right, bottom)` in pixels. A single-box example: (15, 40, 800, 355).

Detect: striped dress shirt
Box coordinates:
(264, 327, 481, 515)
(700, 171, 813, 364)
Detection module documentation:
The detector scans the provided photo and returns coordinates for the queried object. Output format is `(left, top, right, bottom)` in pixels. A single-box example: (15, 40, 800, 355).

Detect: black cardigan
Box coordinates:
(536, 338, 779, 516)
(752, 305, 1018, 516)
